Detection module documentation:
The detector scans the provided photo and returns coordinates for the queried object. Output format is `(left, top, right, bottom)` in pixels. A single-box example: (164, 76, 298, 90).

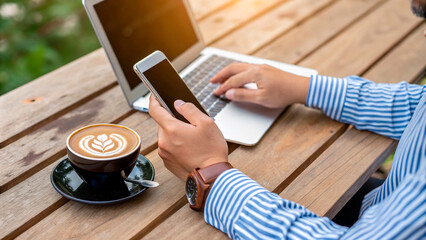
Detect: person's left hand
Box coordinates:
(148, 94, 229, 180)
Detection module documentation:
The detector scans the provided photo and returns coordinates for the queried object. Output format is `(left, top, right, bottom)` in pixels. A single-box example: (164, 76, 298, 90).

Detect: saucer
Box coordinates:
(51, 154, 155, 205)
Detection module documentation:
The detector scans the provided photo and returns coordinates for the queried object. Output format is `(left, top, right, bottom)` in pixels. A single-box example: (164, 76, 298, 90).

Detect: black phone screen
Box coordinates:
(143, 60, 207, 123)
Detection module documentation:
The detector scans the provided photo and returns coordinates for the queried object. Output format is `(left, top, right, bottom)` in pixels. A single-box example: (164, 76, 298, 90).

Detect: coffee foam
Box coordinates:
(68, 125, 139, 159)
(79, 133, 127, 157)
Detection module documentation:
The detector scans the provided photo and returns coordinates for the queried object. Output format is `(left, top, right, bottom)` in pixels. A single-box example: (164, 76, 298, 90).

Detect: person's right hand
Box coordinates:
(148, 95, 228, 181)
(211, 63, 311, 108)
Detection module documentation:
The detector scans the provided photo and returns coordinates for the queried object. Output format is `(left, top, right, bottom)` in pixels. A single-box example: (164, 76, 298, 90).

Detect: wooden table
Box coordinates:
(1, 0, 425, 239)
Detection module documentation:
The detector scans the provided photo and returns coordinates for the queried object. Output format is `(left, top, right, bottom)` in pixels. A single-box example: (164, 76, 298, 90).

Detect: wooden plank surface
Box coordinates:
(363, 23, 426, 83)
(188, 0, 235, 20)
(199, 0, 284, 44)
(212, 0, 335, 54)
(16, 151, 185, 240)
(0, 113, 158, 240)
(0, 87, 131, 193)
(299, 0, 422, 77)
(280, 128, 396, 218)
(0, 49, 115, 148)
(254, 0, 384, 63)
(0, 158, 68, 240)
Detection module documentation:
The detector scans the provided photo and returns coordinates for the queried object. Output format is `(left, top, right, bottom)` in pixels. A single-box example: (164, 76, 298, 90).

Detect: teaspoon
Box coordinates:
(124, 178, 160, 188)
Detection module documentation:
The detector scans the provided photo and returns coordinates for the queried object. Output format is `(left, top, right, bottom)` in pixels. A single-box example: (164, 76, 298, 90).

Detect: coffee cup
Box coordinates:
(66, 123, 141, 188)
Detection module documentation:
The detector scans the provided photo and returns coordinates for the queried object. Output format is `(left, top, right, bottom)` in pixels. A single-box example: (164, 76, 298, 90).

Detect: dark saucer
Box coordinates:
(51, 154, 155, 205)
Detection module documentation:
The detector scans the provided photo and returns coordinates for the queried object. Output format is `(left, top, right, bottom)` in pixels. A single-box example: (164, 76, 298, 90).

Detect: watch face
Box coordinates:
(186, 176, 197, 206)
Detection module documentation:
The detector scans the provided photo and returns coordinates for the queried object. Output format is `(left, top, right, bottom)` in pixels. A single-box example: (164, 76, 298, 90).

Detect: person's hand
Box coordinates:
(211, 63, 311, 108)
(148, 95, 228, 180)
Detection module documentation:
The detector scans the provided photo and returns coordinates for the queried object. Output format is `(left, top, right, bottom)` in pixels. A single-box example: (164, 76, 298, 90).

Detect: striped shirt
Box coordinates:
(204, 75, 426, 239)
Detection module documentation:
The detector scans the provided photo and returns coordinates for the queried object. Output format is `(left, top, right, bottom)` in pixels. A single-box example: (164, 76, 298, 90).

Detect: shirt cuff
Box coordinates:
(204, 168, 269, 239)
(306, 75, 348, 120)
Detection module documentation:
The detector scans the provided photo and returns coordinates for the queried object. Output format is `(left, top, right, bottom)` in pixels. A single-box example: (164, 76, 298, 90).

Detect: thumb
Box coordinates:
(225, 88, 260, 104)
(174, 100, 208, 125)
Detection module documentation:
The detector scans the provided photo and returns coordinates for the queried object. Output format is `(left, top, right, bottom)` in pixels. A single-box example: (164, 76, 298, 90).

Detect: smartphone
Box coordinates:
(133, 50, 208, 123)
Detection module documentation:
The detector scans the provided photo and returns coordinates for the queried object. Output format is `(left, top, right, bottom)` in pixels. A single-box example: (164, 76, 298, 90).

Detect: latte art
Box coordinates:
(68, 124, 140, 159)
(79, 134, 127, 157)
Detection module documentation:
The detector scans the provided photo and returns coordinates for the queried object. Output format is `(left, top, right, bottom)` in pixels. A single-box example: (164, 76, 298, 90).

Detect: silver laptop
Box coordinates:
(83, 0, 317, 145)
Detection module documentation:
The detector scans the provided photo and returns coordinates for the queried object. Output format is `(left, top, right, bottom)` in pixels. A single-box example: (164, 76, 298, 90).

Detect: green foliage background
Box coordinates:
(0, 0, 100, 95)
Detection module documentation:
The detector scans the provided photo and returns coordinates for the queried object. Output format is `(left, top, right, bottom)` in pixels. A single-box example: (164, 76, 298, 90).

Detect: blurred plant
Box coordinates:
(0, 0, 100, 95)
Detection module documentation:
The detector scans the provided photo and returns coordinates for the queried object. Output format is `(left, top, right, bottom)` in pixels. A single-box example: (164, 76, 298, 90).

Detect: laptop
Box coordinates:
(83, 0, 317, 145)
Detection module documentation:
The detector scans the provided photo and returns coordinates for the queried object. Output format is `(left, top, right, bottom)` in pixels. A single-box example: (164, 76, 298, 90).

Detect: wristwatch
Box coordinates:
(186, 162, 233, 211)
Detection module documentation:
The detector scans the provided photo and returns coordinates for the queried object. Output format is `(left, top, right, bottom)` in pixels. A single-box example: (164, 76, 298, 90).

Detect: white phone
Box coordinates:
(133, 50, 208, 123)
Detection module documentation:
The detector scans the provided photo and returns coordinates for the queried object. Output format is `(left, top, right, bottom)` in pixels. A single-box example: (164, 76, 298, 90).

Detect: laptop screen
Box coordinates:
(94, 0, 198, 90)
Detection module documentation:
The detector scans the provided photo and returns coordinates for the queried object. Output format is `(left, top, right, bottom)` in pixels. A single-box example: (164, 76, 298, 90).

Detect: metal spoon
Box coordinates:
(124, 178, 159, 188)
(121, 171, 159, 188)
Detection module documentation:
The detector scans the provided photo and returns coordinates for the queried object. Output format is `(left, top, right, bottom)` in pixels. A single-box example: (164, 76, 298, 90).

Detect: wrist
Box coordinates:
(294, 75, 311, 104)
(198, 157, 228, 170)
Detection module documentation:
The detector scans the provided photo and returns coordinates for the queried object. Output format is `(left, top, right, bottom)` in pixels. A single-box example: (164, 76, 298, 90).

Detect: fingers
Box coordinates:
(148, 94, 176, 128)
(213, 69, 255, 96)
(210, 63, 252, 84)
(225, 88, 260, 103)
(174, 100, 210, 125)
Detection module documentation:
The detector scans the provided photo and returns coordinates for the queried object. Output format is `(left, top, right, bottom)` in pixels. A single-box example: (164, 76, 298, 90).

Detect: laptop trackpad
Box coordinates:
(214, 102, 283, 146)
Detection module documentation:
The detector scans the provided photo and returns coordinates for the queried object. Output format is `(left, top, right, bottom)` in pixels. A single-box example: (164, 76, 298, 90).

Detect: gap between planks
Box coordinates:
(235, 0, 338, 55)
(358, 21, 426, 77)
(0, 87, 133, 193)
(0, 82, 117, 149)
(290, 0, 388, 65)
(324, 140, 397, 218)
(272, 123, 348, 194)
(2, 189, 69, 240)
(413, 68, 426, 84)
(190, 0, 237, 22)
(204, 0, 291, 45)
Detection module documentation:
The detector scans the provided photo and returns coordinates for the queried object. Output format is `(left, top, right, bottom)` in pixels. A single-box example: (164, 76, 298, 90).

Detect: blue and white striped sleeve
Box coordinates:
(204, 169, 348, 239)
(204, 167, 426, 240)
(306, 75, 425, 140)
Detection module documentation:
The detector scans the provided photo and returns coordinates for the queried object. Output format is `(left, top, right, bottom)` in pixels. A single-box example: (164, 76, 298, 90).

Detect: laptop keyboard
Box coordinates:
(183, 55, 240, 118)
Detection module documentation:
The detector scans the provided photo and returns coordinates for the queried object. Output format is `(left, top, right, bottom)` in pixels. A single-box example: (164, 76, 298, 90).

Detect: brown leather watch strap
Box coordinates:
(197, 162, 233, 184)
(187, 162, 233, 211)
